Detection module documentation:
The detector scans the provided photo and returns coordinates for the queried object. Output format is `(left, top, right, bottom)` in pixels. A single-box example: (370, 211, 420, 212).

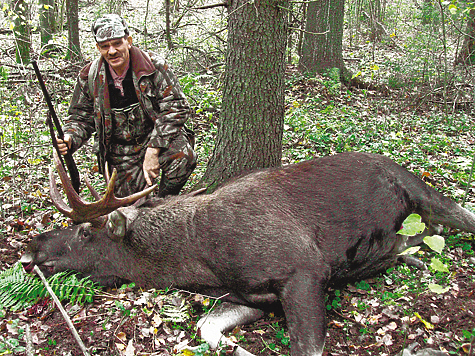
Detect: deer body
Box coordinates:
(21, 152, 475, 356)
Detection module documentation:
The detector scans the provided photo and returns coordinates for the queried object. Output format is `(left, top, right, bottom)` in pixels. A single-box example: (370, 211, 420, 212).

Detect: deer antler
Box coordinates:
(49, 150, 157, 225)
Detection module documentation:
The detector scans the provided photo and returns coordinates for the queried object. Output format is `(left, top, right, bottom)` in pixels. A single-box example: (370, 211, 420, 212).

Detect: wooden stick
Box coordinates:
(33, 266, 91, 356)
(25, 324, 34, 356)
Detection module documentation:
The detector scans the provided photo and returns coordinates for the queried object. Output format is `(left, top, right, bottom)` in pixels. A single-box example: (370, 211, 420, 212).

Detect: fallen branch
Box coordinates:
(33, 266, 91, 356)
(25, 324, 34, 356)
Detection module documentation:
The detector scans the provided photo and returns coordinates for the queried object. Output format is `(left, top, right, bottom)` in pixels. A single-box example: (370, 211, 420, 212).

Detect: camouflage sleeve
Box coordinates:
(147, 57, 191, 149)
(63, 72, 96, 153)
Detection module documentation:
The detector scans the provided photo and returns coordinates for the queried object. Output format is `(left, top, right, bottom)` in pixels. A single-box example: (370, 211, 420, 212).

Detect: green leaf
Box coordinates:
(398, 246, 421, 255)
(430, 257, 449, 273)
(448, 4, 457, 14)
(0, 262, 99, 311)
(428, 284, 450, 294)
(462, 330, 474, 339)
(397, 214, 425, 236)
(423, 235, 445, 254)
(351, 71, 362, 79)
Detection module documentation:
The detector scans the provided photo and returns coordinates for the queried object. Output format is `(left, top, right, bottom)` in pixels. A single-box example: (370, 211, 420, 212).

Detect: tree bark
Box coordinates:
(66, 0, 81, 60)
(368, 0, 384, 41)
(165, 0, 174, 49)
(11, 0, 31, 64)
(422, 0, 434, 25)
(200, 0, 288, 191)
(455, 7, 475, 66)
(39, 0, 56, 47)
(298, 0, 348, 80)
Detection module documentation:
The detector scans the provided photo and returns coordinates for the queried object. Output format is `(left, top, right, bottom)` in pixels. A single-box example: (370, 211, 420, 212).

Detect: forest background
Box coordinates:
(0, 0, 474, 355)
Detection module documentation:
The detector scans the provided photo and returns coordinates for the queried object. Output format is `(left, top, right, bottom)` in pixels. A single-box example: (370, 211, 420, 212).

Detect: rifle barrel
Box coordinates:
(32, 61, 65, 139)
(32, 61, 81, 193)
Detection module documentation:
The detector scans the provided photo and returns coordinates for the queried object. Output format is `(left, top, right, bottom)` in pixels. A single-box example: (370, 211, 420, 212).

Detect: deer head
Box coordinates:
(20, 151, 158, 284)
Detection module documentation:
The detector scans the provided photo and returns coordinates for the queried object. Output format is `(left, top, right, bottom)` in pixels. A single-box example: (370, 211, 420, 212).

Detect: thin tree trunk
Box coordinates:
(12, 0, 31, 64)
(66, 0, 81, 60)
(165, 0, 174, 49)
(143, 0, 150, 49)
(455, 7, 475, 65)
(39, 0, 56, 48)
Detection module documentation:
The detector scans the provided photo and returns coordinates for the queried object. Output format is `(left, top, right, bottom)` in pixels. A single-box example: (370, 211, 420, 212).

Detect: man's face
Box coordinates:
(96, 36, 132, 75)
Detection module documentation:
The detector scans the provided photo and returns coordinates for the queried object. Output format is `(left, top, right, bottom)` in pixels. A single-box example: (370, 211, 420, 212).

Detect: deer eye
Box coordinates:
(79, 224, 93, 241)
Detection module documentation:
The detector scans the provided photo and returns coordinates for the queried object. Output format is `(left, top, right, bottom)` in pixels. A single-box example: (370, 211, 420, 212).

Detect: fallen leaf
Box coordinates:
(462, 343, 472, 353)
(414, 312, 434, 330)
(329, 320, 345, 328)
(125, 339, 135, 356)
(152, 313, 162, 328)
(116, 331, 127, 343)
(387, 321, 398, 330)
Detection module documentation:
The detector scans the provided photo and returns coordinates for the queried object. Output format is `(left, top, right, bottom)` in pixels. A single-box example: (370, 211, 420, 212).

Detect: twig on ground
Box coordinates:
(33, 265, 91, 356)
(25, 324, 34, 356)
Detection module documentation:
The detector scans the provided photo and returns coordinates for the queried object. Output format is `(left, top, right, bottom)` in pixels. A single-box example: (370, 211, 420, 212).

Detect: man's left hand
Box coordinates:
(143, 147, 161, 186)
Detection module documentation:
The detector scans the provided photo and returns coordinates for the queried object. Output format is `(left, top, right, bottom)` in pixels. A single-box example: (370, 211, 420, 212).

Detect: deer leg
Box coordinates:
(197, 302, 264, 356)
(280, 268, 329, 356)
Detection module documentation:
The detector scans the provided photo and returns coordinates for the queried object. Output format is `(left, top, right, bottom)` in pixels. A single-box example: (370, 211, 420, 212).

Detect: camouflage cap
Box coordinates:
(92, 14, 129, 43)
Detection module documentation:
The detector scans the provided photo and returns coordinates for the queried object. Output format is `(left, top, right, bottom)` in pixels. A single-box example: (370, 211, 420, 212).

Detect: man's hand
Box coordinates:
(57, 134, 72, 155)
(143, 147, 161, 186)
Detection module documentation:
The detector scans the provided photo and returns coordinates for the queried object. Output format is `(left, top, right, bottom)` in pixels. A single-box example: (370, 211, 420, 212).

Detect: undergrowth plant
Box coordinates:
(0, 262, 98, 311)
(0, 321, 25, 354)
(397, 214, 451, 293)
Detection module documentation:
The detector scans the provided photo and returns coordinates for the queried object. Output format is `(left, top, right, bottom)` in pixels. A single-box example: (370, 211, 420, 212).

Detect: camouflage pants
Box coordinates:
(107, 130, 197, 198)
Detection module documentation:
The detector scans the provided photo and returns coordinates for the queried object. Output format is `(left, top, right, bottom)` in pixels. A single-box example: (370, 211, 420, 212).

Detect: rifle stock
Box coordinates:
(32, 61, 81, 194)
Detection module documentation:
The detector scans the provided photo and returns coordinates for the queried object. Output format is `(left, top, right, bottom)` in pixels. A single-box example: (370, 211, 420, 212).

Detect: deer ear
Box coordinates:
(106, 210, 127, 242)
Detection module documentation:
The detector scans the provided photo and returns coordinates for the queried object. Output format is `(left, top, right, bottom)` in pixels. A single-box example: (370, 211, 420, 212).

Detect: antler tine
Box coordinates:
(50, 151, 157, 224)
(49, 166, 74, 217)
(84, 175, 102, 201)
(83, 161, 112, 201)
(52, 150, 87, 217)
(104, 162, 111, 185)
(100, 168, 158, 208)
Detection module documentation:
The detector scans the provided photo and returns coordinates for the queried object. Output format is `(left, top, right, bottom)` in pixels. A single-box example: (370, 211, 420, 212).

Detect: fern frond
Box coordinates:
(0, 263, 100, 311)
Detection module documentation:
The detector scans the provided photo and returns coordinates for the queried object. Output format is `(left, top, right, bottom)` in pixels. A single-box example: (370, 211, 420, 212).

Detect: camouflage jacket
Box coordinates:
(64, 46, 191, 172)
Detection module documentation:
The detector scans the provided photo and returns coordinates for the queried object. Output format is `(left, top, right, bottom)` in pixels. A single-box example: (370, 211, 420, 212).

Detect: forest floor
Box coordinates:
(1, 65, 475, 356)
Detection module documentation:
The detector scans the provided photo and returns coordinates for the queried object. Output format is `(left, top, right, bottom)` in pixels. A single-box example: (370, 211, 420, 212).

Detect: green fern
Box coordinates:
(0, 263, 99, 311)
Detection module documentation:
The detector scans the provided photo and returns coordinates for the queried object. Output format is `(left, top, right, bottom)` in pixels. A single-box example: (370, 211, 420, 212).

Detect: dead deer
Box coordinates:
(21, 151, 475, 356)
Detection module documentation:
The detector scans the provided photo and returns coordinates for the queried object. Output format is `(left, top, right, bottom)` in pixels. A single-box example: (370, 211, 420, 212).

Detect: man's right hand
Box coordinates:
(56, 134, 72, 155)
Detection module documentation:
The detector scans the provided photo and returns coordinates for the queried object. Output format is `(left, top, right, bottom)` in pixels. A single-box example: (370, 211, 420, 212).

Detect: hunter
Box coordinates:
(57, 14, 197, 197)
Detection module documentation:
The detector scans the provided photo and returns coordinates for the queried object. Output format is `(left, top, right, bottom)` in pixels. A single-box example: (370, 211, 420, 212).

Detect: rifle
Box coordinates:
(32, 61, 81, 194)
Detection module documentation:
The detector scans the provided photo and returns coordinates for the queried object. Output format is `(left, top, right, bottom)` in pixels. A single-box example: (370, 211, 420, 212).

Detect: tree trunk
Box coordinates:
(200, 0, 288, 191)
(421, 0, 434, 25)
(455, 7, 475, 66)
(368, 0, 384, 41)
(107, 0, 123, 14)
(165, 0, 174, 49)
(39, 0, 56, 47)
(298, 0, 348, 80)
(66, 0, 81, 60)
(12, 0, 31, 64)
